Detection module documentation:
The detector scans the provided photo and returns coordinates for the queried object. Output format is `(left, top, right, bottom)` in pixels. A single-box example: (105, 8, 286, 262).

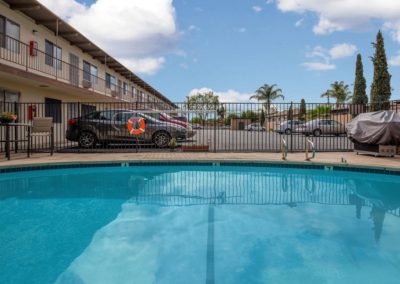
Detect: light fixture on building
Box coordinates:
(32, 29, 39, 35)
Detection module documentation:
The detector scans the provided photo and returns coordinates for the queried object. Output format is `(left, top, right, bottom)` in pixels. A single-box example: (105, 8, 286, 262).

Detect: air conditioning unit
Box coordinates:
(111, 90, 117, 97)
(82, 80, 92, 89)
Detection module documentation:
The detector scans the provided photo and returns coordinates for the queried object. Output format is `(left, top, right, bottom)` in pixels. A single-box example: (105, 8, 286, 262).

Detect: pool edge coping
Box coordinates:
(1, 159, 399, 175)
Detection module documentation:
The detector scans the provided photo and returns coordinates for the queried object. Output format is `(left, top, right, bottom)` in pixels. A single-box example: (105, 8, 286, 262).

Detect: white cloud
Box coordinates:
(266, 0, 274, 4)
(302, 43, 356, 71)
(252, 6, 263, 13)
(38, 0, 178, 75)
(329, 43, 357, 59)
(389, 52, 400, 66)
(276, 0, 400, 40)
(188, 25, 200, 32)
(294, 18, 304, 27)
(119, 57, 166, 75)
(37, 0, 85, 19)
(189, 88, 254, 103)
(302, 62, 336, 71)
(238, 27, 247, 33)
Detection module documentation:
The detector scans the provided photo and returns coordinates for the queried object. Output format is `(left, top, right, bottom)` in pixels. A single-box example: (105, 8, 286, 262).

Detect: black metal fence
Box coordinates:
(1, 101, 399, 156)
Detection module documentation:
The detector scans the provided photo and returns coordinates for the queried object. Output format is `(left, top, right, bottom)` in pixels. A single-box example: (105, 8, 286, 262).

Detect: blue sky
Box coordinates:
(41, 0, 400, 103)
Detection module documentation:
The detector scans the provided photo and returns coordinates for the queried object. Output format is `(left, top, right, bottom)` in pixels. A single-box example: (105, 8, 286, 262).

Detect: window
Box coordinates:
(45, 98, 62, 123)
(6, 19, 19, 53)
(114, 111, 135, 122)
(123, 82, 128, 95)
(0, 16, 4, 47)
(131, 87, 135, 98)
(99, 110, 115, 121)
(45, 40, 62, 69)
(105, 73, 116, 89)
(135, 88, 140, 101)
(0, 16, 20, 52)
(83, 61, 98, 84)
(81, 104, 96, 116)
(118, 80, 122, 94)
(0, 89, 19, 113)
(84, 111, 100, 119)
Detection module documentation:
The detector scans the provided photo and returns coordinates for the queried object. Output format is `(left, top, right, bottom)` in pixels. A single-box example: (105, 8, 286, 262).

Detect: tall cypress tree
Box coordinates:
(370, 31, 392, 111)
(287, 105, 293, 121)
(299, 99, 306, 121)
(352, 54, 368, 104)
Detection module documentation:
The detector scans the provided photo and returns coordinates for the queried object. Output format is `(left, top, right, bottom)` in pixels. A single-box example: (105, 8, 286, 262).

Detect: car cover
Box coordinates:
(346, 111, 400, 145)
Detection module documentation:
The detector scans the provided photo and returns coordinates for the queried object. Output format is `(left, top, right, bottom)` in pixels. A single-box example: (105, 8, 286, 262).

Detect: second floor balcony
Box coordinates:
(0, 33, 171, 109)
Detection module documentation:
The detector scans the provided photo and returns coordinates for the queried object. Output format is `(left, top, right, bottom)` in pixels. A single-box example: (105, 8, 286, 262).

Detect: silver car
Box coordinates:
(276, 120, 304, 135)
(297, 119, 346, 136)
(246, 123, 266, 131)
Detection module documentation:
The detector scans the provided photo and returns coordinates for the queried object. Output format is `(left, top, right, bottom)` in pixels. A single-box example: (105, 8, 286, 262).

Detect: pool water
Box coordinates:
(1, 165, 400, 284)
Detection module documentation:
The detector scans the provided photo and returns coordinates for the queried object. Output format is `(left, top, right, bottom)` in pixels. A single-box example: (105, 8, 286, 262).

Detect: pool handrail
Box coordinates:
(281, 137, 287, 160)
(306, 139, 316, 161)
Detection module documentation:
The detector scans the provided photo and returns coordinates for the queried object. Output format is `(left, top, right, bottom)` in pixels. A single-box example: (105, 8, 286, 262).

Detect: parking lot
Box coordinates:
(183, 129, 352, 152)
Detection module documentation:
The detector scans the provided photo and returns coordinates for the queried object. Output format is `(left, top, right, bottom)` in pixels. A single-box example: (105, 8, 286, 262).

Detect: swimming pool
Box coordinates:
(1, 162, 400, 284)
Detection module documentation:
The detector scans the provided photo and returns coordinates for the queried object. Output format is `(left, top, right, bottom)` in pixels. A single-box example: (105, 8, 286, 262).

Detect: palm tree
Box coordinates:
(321, 81, 352, 107)
(250, 84, 284, 115)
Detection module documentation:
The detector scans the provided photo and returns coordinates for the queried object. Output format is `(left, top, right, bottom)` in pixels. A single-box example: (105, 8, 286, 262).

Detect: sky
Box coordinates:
(38, 0, 400, 103)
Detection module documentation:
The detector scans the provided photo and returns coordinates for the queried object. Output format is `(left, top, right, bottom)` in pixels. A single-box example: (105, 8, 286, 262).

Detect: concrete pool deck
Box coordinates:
(0, 152, 399, 170)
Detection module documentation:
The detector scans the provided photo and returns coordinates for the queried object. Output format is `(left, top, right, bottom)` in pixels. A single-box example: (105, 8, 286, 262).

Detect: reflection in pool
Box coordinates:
(0, 165, 399, 284)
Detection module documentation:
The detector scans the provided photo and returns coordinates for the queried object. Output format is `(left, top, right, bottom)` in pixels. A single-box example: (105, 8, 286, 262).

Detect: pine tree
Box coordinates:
(352, 54, 368, 105)
(299, 99, 306, 121)
(370, 31, 392, 111)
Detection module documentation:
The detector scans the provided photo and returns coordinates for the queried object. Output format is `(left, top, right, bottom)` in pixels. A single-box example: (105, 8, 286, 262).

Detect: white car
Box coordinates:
(246, 123, 266, 131)
(276, 120, 304, 135)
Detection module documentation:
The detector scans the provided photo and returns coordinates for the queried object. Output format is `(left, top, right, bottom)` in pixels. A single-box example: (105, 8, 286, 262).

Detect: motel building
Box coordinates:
(0, 0, 175, 146)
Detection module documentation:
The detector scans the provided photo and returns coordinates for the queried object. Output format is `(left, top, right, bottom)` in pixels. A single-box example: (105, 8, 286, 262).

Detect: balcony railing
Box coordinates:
(0, 33, 168, 108)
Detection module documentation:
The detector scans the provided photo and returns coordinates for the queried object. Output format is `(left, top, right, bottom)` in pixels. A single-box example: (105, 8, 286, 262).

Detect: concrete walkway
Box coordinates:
(1, 151, 399, 170)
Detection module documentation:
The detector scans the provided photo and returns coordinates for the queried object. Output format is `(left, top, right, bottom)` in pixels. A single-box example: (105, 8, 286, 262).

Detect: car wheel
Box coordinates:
(313, 129, 322, 137)
(284, 128, 292, 135)
(78, 131, 97, 148)
(153, 131, 171, 148)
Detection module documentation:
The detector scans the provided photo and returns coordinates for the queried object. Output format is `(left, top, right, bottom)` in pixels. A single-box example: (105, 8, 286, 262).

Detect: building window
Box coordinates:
(45, 97, 62, 123)
(0, 16, 20, 53)
(45, 40, 62, 70)
(83, 61, 98, 84)
(118, 80, 122, 94)
(123, 82, 128, 95)
(0, 88, 19, 113)
(131, 87, 135, 99)
(135, 88, 140, 101)
(105, 73, 116, 89)
(0, 16, 4, 47)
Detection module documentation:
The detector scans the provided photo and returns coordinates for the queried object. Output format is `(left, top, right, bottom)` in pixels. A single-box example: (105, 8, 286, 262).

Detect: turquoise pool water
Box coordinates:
(0, 165, 400, 284)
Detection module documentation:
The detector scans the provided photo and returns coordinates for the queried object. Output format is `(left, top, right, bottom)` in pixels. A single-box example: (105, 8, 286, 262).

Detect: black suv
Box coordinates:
(66, 109, 188, 148)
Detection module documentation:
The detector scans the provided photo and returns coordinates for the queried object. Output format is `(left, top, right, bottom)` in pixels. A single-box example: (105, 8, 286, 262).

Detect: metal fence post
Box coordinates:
(214, 110, 217, 153)
(290, 101, 293, 153)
